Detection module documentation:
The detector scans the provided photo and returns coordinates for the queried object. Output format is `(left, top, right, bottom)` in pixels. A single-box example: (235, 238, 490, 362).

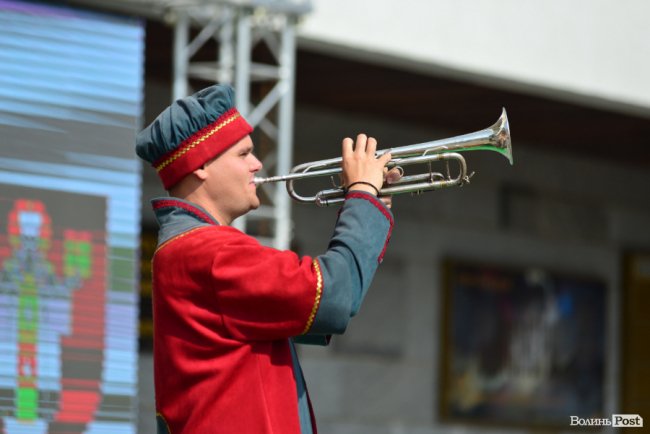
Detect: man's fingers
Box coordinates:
(366, 137, 377, 156)
(385, 167, 402, 184)
(378, 152, 392, 166)
(342, 134, 391, 194)
(354, 134, 367, 154)
(342, 137, 354, 158)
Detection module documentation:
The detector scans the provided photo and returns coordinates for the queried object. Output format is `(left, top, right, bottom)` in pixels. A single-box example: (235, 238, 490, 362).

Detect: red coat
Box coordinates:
(151, 194, 393, 433)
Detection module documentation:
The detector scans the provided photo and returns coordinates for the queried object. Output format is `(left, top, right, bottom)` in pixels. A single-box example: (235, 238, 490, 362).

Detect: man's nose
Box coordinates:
(252, 155, 263, 172)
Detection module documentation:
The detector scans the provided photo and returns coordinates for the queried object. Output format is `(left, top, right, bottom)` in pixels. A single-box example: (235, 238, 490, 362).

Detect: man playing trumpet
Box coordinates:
(136, 84, 400, 433)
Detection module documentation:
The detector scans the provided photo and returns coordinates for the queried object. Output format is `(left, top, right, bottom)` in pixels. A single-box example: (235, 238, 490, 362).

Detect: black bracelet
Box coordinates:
(345, 181, 380, 196)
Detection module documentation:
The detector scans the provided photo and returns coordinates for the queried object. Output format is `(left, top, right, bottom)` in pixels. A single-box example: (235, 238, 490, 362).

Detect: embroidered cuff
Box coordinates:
(301, 258, 324, 334)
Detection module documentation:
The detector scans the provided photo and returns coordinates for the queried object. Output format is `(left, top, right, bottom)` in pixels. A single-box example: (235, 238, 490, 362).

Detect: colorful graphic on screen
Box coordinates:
(0, 186, 108, 433)
(0, 0, 143, 432)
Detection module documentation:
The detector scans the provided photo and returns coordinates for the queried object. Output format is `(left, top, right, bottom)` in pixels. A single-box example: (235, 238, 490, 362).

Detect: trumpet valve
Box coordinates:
(461, 171, 476, 185)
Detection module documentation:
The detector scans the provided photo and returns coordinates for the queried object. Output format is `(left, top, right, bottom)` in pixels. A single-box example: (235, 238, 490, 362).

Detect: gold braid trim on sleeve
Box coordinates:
(301, 259, 323, 334)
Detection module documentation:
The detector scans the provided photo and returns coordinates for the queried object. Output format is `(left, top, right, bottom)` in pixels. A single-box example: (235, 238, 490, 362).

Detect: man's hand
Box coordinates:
(379, 167, 403, 209)
(341, 134, 391, 196)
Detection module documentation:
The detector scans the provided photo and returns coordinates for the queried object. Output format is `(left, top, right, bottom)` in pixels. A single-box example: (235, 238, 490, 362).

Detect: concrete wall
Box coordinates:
(137, 104, 650, 433)
(300, 0, 650, 117)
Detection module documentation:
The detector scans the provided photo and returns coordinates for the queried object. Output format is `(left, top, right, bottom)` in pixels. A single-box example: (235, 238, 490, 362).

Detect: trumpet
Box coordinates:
(254, 108, 513, 207)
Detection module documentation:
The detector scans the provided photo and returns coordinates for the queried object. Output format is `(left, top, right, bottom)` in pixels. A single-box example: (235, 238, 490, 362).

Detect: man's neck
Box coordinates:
(168, 186, 231, 226)
(186, 194, 231, 226)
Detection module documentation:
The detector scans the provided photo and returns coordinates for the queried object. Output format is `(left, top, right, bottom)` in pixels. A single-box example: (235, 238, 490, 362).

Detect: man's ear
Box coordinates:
(192, 165, 209, 181)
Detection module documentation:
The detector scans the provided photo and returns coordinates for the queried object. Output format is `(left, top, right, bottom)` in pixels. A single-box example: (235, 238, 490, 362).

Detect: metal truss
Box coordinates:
(166, 0, 311, 249)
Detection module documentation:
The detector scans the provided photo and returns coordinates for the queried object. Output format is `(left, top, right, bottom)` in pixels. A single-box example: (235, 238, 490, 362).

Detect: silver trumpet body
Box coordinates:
(253, 108, 513, 207)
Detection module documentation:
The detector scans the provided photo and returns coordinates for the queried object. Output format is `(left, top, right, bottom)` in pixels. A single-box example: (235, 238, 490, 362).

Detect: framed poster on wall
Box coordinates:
(440, 259, 606, 428)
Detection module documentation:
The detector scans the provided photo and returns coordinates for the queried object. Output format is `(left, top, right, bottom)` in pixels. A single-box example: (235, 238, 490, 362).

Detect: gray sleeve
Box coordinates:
(304, 191, 394, 336)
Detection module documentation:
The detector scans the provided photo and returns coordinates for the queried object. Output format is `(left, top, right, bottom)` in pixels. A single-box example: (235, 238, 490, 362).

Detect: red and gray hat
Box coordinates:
(135, 84, 253, 189)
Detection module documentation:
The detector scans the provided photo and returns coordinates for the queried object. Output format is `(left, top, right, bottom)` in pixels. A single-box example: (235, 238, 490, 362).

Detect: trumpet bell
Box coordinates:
(475, 108, 512, 165)
(382, 107, 512, 165)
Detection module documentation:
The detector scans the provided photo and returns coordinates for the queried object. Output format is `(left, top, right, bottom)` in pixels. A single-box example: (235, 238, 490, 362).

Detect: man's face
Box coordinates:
(203, 135, 263, 223)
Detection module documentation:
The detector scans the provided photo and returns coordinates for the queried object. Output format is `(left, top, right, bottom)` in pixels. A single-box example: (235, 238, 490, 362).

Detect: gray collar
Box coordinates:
(151, 197, 219, 245)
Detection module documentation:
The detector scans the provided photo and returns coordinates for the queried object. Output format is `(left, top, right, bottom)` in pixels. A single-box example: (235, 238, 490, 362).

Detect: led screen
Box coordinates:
(0, 1, 143, 433)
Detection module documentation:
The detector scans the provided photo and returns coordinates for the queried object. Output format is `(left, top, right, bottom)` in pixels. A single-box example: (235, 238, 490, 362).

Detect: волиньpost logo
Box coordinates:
(570, 414, 643, 428)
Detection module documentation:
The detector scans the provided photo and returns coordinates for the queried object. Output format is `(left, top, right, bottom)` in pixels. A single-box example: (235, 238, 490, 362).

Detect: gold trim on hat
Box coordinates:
(154, 112, 242, 172)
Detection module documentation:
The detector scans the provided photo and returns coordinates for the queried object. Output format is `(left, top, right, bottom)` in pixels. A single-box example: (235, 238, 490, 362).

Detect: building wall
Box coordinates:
(300, 0, 650, 117)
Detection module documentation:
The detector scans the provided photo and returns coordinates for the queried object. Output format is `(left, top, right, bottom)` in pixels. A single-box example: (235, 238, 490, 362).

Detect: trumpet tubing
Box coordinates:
(254, 108, 513, 207)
